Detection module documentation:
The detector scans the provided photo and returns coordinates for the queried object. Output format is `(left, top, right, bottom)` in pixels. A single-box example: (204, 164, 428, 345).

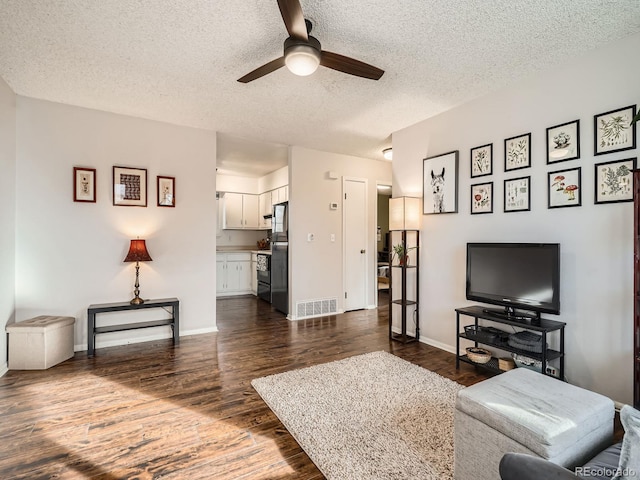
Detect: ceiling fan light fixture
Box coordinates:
(285, 44, 321, 76)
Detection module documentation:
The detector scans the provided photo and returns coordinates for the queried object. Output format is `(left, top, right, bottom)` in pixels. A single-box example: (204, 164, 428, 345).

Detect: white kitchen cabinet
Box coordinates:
(217, 252, 252, 296)
(223, 193, 259, 229)
(271, 185, 289, 206)
(251, 252, 257, 295)
(259, 191, 272, 230)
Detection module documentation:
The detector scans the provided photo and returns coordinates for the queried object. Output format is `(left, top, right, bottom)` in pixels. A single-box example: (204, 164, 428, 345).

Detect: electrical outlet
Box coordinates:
(545, 366, 558, 377)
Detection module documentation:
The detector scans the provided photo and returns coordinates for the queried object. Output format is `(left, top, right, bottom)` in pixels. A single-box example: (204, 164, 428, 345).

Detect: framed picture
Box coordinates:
(73, 167, 96, 203)
(594, 105, 637, 155)
(594, 157, 636, 204)
(423, 150, 459, 214)
(470, 143, 493, 178)
(546, 120, 580, 164)
(157, 176, 176, 207)
(113, 166, 147, 207)
(470, 182, 493, 214)
(504, 176, 530, 212)
(504, 133, 531, 171)
(548, 167, 581, 209)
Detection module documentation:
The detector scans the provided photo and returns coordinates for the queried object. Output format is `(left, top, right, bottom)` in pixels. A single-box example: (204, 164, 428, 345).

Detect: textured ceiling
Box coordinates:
(1, 1, 639, 176)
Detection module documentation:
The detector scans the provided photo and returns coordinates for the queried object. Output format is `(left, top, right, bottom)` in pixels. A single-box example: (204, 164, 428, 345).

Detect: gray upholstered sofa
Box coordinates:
(499, 405, 639, 480)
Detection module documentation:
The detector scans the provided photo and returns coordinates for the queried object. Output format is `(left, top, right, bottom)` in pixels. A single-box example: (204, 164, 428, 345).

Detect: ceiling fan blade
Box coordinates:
(277, 0, 308, 41)
(320, 51, 384, 80)
(237, 57, 286, 83)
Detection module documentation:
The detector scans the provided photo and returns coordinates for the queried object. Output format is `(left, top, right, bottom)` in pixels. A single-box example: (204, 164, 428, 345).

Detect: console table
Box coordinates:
(87, 297, 179, 356)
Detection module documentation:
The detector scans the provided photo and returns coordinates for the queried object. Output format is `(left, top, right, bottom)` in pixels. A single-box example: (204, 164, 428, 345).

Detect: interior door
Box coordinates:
(344, 178, 368, 311)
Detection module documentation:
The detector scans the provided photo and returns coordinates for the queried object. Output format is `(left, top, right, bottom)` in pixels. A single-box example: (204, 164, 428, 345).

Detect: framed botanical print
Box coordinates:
(504, 133, 531, 171)
(594, 157, 636, 204)
(157, 176, 176, 207)
(594, 105, 637, 155)
(73, 167, 96, 203)
(470, 182, 493, 214)
(423, 150, 459, 214)
(470, 143, 493, 178)
(548, 167, 581, 209)
(504, 176, 530, 212)
(113, 166, 147, 207)
(546, 120, 580, 163)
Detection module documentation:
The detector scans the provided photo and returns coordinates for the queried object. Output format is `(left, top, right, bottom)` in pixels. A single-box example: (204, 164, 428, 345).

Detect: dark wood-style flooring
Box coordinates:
(0, 292, 548, 479)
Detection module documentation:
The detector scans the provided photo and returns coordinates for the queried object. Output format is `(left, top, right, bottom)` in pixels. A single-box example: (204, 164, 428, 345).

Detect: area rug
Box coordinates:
(251, 351, 464, 480)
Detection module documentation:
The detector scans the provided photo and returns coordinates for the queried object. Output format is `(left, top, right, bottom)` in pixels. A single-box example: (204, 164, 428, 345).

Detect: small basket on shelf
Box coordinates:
(465, 347, 492, 364)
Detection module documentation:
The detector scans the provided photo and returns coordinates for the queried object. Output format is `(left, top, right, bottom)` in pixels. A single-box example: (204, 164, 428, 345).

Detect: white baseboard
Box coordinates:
(75, 326, 219, 352)
(288, 310, 344, 321)
(0, 362, 7, 377)
(419, 336, 456, 355)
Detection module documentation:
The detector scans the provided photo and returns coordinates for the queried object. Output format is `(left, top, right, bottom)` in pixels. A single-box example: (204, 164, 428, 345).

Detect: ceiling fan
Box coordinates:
(237, 0, 384, 83)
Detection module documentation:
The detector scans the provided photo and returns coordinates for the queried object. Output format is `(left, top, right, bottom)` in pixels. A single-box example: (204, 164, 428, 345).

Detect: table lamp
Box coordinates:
(123, 238, 153, 305)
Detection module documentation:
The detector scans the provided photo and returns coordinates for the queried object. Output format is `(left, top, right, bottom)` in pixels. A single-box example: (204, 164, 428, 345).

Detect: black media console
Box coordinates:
(455, 305, 565, 379)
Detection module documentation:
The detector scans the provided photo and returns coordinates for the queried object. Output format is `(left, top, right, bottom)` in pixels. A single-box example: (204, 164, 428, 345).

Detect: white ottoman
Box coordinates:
(6, 315, 75, 369)
(454, 368, 614, 480)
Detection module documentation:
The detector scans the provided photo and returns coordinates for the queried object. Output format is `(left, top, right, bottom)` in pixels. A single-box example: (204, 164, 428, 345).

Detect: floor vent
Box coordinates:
(295, 298, 338, 319)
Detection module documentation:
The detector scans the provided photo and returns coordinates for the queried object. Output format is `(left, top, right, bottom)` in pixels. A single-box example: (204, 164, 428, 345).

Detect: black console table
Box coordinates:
(88, 297, 179, 356)
(455, 305, 565, 379)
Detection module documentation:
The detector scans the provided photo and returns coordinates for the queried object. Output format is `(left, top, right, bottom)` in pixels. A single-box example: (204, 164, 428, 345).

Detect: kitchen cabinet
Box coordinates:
(217, 252, 252, 296)
(271, 185, 289, 206)
(259, 192, 272, 230)
(223, 193, 259, 229)
(251, 252, 258, 295)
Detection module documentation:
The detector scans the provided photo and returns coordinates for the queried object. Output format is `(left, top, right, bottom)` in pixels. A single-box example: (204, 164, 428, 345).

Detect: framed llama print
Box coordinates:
(594, 157, 636, 204)
(504, 133, 531, 172)
(470, 182, 493, 214)
(73, 167, 96, 203)
(548, 167, 581, 209)
(504, 176, 530, 212)
(546, 120, 580, 164)
(470, 143, 492, 178)
(423, 150, 459, 214)
(594, 105, 636, 156)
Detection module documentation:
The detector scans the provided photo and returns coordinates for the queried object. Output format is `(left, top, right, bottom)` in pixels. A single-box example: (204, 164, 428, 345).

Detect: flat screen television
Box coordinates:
(466, 243, 560, 320)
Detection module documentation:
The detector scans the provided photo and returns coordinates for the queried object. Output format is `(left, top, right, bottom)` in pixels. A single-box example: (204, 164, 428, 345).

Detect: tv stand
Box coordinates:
(456, 305, 565, 379)
(481, 307, 540, 323)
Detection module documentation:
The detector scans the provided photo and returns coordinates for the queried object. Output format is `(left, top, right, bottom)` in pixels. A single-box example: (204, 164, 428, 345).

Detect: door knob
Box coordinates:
(360, 249, 366, 254)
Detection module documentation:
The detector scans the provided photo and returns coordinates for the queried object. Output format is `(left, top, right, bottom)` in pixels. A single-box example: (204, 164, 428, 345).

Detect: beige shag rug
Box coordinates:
(251, 351, 463, 480)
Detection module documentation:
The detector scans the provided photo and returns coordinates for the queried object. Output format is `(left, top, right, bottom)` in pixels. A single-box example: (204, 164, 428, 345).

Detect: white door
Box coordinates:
(344, 178, 368, 311)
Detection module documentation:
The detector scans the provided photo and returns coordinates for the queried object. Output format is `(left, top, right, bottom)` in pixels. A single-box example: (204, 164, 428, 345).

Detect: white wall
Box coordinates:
(393, 33, 640, 403)
(0, 77, 16, 374)
(289, 146, 392, 316)
(15, 97, 217, 351)
(258, 165, 288, 192)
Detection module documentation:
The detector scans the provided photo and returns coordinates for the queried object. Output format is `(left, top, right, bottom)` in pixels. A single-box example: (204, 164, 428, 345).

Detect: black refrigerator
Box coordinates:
(271, 201, 288, 315)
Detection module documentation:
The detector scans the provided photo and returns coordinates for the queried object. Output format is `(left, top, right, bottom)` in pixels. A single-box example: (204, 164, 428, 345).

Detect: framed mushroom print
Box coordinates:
(594, 157, 636, 204)
(548, 167, 581, 209)
(73, 167, 96, 203)
(470, 143, 492, 178)
(113, 166, 147, 207)
(594, 105, 637, 156)
(504, 176, 530, 212)
(423, 150, 459, 214)
(157, 176, 175, 207)
(504, 133, 531, 171)
(470, 182, 493, 214)
(546, 120, 580, 164)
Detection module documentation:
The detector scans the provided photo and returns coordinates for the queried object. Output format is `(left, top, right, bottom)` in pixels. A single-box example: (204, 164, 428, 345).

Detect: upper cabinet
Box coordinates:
(223, 193, 259, 229)
(259, 191, 272, 230)
(271, 185, 289, 205)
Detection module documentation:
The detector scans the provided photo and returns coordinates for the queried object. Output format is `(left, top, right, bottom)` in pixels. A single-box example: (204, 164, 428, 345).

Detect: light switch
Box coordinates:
(307, 233, 315, 242)
(330, 234, 335, 242)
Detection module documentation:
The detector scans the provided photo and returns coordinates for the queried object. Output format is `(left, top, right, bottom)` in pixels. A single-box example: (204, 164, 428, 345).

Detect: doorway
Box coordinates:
(343, 177, 368, 311)
(376, 183, 392, 306)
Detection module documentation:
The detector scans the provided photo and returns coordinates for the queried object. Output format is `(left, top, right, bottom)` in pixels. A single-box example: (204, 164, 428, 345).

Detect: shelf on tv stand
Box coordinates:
(455, 305, 565, 379)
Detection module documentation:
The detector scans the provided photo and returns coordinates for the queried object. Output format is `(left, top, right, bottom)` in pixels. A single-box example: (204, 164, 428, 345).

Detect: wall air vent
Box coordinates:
(295, 297, 338, 320)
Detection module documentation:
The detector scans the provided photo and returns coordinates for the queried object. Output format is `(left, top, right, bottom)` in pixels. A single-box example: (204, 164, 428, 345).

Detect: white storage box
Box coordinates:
(6, 315, 75, 369)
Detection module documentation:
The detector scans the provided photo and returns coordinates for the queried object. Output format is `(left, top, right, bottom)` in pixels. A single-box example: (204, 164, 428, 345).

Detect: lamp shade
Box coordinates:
(389, 197, 421, 230)
(123, 239, 152, 262)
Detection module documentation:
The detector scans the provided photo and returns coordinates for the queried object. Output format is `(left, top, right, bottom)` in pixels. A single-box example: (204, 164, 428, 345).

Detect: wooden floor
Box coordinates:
(0, 293, 493, 479)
